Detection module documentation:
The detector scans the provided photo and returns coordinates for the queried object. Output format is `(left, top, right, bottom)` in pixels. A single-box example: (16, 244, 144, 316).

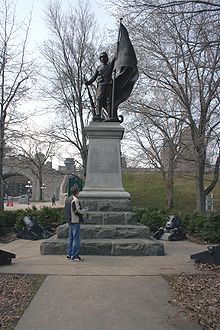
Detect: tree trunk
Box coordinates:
(162, 168, 174, 209)
(0, 108, 5, 211)
(163, 143, 175, 209)
(0, 133, 4, 211)
(39, 174, 43, 202)
(196, 161, 206, 213)
(165, 178, 174, 209)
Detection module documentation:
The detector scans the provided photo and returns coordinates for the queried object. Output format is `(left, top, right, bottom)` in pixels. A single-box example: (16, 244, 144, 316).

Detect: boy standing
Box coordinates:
(64, 185, 84, 261)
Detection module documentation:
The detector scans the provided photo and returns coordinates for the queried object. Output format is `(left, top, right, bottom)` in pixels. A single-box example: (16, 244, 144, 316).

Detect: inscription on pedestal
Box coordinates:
(89, 143, 118, 174)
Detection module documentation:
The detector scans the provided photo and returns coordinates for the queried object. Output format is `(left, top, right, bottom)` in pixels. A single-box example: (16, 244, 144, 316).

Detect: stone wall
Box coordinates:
(3, 156, 80, 201)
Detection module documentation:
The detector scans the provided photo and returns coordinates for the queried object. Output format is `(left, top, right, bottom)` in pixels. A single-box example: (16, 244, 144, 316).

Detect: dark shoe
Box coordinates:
(71, 256, 84, 262)
(66, 255, 71, 259)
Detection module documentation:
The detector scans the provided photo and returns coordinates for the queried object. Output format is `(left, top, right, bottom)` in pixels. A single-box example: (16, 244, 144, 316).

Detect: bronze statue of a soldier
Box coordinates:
(84, 22, 139, 123)
(84, 52, 115, 122)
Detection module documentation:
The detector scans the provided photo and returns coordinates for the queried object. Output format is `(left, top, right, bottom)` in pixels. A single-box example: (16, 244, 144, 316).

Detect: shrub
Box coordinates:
(135, 208, 220, 243)
(0, 214, 7, 235)
(0, 206, 65, 236)
(0, 211, 23, 235)
(36, 207, 64, 230)
(134, 208, 148, 221)
(2, 204, 220, 243)
(200, 214, 220, 243)
(15, 206, 64, 231)
(136, 207, 170, 233)
(0, 211, 21, 226)
(180, 212, 207, 237)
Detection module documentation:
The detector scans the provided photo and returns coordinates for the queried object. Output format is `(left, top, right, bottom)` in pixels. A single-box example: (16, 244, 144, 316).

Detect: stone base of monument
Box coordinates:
(40, 122, 164, 256)
(40, 211, 164, 256)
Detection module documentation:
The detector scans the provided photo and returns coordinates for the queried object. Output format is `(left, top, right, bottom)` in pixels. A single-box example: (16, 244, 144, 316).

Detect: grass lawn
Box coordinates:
(122, 172, 220, 213)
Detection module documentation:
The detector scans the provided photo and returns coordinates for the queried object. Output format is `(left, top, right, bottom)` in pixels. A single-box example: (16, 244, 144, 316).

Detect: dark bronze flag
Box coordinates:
(113, 23, 139, 109)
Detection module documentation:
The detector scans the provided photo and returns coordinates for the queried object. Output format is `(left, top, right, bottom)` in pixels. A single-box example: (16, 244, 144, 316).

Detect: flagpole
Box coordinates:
(111, 18, 123, 120)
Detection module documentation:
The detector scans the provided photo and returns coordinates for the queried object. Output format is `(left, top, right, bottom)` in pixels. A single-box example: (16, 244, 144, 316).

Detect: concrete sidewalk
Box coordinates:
(0, 239, 203, 329)
(4, 200, 64, 211)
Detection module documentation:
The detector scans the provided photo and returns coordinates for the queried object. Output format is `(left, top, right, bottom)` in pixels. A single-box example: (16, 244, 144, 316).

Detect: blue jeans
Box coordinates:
(67, 223, 80, 259)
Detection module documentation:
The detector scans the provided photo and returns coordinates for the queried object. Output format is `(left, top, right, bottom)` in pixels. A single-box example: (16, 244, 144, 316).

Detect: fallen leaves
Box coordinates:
(0, 274, 45, 329)
(164, 268, 220, 330)
(1, 262, 220, 329)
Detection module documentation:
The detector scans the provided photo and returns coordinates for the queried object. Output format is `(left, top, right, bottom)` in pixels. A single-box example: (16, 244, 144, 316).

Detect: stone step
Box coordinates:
(57, 223, 150, 239)
(40, 237, 164, 256)
(82, 211, 137, 225)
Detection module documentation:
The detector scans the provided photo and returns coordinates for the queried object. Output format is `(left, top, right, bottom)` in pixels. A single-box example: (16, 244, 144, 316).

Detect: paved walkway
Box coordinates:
(0, 239, 205, 329)
(4, 200, 64, 210)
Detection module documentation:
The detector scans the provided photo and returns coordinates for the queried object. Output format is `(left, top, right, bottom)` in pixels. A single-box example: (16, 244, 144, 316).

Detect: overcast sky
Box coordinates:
(15, 0, 116, 119)
(16, 0, 115, 51)
(14, 0, 116, 168)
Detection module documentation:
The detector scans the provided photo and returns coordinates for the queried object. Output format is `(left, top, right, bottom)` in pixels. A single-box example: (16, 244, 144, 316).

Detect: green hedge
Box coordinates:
(0, 211, 23, 235)
(136, 208, 220, 243)
(1, 206, 220, 244)
(135, 207, 169, 232)
(0, 206, 65, 236)
(15, 206, 65, 231)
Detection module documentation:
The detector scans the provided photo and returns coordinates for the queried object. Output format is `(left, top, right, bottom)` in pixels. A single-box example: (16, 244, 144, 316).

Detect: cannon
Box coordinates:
(191, 245, 220, 265)
(0, 249, 16, 265)
(16, 216, 52, 240)
(153, 215, 186, 241)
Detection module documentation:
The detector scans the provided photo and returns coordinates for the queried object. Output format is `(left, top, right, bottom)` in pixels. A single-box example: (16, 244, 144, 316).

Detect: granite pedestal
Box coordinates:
(40, 122, 164, 256)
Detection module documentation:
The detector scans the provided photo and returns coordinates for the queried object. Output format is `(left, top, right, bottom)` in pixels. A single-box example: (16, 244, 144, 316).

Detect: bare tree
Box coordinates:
(119, 2, 220, 212)
(124, 95, 186, 208)
(109, 0, 220, 15)
(0, 0, 35, 210)
(41, 0, 100, 176)
(11, 132, 58, 201)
